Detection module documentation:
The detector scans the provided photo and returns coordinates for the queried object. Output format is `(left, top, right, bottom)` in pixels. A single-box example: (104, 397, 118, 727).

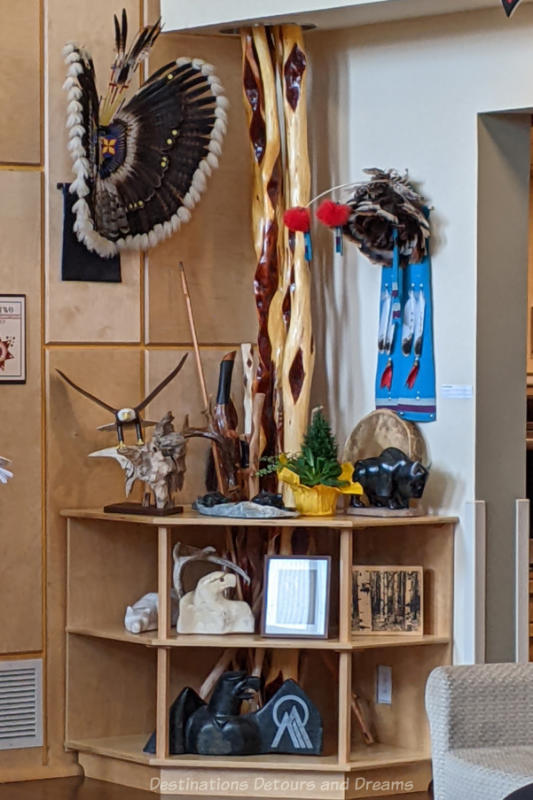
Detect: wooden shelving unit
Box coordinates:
(62, 508, 455, 799)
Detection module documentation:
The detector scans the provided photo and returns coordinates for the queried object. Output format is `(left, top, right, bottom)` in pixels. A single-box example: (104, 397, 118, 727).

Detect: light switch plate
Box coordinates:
(376, 665, 392, 704)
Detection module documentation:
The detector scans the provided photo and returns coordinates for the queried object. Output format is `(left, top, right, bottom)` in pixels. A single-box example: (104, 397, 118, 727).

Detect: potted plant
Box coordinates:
(258, 409, 362, 516)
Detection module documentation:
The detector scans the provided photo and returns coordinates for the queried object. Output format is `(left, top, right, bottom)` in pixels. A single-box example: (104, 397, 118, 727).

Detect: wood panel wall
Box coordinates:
(0, 0, 255, 780)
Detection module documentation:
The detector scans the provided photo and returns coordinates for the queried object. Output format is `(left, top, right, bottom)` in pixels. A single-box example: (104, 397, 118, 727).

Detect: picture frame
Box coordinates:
(0, 294, 26, 384)
(352, 565, 423, 635)
(262, 555, 331, 639)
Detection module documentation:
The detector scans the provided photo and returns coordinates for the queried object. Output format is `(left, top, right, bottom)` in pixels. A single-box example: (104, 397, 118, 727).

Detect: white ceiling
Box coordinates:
(161, 0, 533, 34)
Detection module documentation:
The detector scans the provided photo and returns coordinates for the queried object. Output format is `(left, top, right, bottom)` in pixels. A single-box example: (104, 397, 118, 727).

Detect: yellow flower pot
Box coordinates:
(290, 484, 340, 516)
(278, 463, 363, 517)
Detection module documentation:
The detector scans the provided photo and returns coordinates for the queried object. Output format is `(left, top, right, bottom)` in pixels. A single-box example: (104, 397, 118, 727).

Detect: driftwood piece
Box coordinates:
(89, 412, 187, 510)
(280, 25, 314, 481)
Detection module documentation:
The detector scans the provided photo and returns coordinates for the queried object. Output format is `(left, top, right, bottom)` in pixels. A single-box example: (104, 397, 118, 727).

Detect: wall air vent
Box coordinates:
(0, 659, 43, 750)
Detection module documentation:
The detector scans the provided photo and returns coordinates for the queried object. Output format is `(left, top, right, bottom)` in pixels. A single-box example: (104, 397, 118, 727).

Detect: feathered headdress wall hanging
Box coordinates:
(284, 169, 437, 423)
(63, 10, 227, 258)
(283, 168, 430, 264)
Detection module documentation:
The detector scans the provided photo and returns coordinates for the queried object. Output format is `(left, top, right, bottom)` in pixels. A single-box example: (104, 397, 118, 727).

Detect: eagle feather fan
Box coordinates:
(63, 10, 227, 258)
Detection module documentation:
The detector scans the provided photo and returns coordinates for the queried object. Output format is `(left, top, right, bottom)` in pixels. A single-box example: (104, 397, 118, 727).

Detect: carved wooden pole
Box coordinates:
(241, 28, 283, 467)
(280, 25, 314, 464)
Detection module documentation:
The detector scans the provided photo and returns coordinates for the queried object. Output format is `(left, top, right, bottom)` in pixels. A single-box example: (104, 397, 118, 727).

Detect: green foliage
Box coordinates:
(302, 408, 339, 463)
(257, 408, 347, 488)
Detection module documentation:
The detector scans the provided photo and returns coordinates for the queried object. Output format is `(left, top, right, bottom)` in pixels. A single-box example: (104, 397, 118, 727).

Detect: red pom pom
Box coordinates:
(316, 200, 351, 228)
(283, 206, 310, 233)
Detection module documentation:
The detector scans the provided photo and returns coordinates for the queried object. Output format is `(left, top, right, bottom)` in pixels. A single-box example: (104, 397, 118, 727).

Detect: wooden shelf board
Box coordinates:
(67, 734, 341, 771)
(66, 625, 158, 646)
(348, 633, 449, 650)
(348, 743, 430, 770)
(67, 734, 427, 772)
(66, 734, 152, 765)
(61, 506, 457, 529)
(66, 625, 450, 651)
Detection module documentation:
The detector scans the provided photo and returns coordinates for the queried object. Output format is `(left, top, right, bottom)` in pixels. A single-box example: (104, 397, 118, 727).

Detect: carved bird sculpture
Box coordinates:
(56, 353, 188, 447)
(63, 9, 227, 258)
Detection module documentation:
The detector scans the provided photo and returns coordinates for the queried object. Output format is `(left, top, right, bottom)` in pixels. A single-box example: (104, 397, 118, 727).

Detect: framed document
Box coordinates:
(352, 565, 423, 635)
(0, 295, 26, 384)
(262, 555, 331, 638)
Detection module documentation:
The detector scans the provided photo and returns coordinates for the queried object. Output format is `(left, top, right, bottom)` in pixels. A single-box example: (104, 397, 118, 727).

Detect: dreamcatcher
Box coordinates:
(63, 10, 227, 258)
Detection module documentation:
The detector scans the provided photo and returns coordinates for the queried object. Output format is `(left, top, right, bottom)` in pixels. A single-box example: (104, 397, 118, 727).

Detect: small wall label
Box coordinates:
(441, 384, 473, 399)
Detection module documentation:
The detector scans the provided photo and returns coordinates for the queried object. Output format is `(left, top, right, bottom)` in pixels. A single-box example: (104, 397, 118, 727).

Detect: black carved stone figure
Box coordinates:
(143, 687, 204, 755)
(351, 446, 429, 510)
(185, 672, 262, 755)
(250, 490, 285, 509)
(143, 671, 323, 757)
(196, 491, 230, 507)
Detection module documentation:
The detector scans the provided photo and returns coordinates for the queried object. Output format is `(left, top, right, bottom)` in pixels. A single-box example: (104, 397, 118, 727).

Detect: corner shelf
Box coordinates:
(63, 507, 456, 798)
(65, 734, 430, 771)
(66, 624, 450, 651)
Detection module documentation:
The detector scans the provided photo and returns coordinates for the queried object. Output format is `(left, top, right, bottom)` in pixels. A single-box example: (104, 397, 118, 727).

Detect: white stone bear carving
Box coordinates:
(124, 590, 179, 634)
(177, 571, 255, 635)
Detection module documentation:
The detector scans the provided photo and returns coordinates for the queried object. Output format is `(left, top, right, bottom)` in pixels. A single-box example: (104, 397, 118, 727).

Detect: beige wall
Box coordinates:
(0, 0, 255, 779)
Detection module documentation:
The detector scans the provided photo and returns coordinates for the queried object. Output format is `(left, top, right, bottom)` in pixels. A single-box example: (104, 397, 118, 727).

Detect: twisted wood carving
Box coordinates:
(279, 25, 313, 462)
(241, 28, 282, 467)
(241, 24, 313, 479)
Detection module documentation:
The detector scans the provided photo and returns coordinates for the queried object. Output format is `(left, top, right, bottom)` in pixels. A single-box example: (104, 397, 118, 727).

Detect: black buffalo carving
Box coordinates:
(351, 447, 429, 510)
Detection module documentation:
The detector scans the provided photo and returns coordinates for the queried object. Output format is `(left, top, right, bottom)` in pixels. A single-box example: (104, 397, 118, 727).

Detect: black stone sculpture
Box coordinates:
(144, 671, 322, 756)
(351, 446, 429, 510)
(250, 490, 285, 509)
(196, 491, 230, 507)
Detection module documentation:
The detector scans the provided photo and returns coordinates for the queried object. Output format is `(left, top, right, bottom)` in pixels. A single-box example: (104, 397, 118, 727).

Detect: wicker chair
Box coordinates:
(426, 664, 533, 800)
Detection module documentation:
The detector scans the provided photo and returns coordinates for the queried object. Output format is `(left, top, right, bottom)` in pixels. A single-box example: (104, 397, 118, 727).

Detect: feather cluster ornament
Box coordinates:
(283, 207, 310, 233)
(316, 200, 350, 228)
(343, 169, 430, 267)
(283, 207, 312, 261)
(63, 10, 227, 258)
(316, 200, 350, 254)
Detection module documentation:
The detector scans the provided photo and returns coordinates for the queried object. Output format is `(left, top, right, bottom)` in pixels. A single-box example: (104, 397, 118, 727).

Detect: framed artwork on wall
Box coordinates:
(0, 295, 26, 384)
(261, 555, 331, 639)
(352, 565, 423, 635)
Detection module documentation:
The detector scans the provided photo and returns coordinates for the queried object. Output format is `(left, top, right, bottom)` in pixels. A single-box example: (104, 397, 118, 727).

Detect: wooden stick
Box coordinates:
(264, 527, 299, 688)
(321, 651, 375, 746)
(248, 392, 265, 499)
(199, 650, 233, 699)
(179, 261, 225, 494)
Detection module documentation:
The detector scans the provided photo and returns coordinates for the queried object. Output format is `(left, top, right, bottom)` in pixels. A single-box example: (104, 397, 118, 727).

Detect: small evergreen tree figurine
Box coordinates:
(303, 408, 339, 463)
(257, 407, 363, 515)
(290, 408, 346, 487)
(259, 408, 347, 488)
